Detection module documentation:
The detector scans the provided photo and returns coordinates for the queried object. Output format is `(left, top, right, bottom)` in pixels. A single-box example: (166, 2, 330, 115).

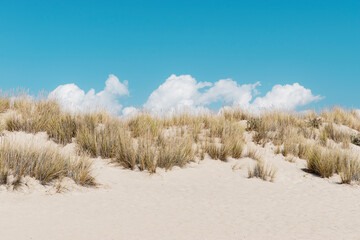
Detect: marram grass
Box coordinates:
(0, 94, 360, 185)
(0, 135, 95, 187)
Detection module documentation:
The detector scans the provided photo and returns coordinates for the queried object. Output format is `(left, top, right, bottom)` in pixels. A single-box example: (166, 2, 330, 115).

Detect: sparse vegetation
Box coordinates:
(0, 93, 359, 187)
(0, 134, 95, 187)
(248, 162, 276, 182)
(305, 145, 338, 178)
(243, 146, 262, 162)
(339, 155, 360, 184)
(157, 135, 194, 170)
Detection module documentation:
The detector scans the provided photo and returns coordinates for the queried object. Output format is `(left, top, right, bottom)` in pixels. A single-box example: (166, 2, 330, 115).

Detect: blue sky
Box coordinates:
(0, 0, 359, 113)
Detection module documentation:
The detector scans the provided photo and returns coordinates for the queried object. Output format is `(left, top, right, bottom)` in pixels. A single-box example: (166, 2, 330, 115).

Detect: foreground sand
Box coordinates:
(1, 145, 360, 240)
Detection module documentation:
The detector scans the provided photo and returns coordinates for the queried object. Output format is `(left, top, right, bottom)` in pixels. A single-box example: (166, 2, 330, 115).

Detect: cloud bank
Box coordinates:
(250, 83, 323, 112)
(49, 74, 129, 115)
(49, 74, 322, 116)
(143, 74, 322, 114)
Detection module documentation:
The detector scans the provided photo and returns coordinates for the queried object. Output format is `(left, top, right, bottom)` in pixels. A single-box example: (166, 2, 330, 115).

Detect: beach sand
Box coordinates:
(0, 141, 360, 240)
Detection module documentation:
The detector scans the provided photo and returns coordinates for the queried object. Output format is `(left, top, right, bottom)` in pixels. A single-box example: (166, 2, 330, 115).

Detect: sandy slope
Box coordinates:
(1, 143, 360, 240)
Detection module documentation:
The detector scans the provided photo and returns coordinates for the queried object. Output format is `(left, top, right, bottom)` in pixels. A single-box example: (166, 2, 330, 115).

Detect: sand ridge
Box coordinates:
(0, 142, 360, 240)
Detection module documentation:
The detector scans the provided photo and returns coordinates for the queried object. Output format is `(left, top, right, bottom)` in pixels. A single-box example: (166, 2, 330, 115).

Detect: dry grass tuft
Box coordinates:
(205, 142, 229, 161)
(305, 145, 338, 178)
(127, 114, 162, 138)
(243, 146, 262, 162)
(0, 134, 95, 187)
(248, 162, 276, 182)
(2, 94, 360, 186)
(6, 99, 77, 145)
(322, 123, 351, 145)
(76, 119, 137, 170)
(339, 155, 360, 184)
(157, 136, 194, 170)
(321, 107, 360, 131)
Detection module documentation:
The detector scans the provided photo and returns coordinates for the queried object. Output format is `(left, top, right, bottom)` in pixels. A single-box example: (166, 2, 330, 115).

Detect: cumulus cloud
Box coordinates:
(122, 106, 140, 118)
(143, 74, 211, 112)
(143, 74, 321, 114)
(143, 74, 260, 113)
(250, 83, 323, 112)
(49, 74, 129, 115)
(49, 73, 322, 116)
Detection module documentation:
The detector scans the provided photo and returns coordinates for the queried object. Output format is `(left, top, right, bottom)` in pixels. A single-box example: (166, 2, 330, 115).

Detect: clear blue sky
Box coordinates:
(0, 0, 359, 109)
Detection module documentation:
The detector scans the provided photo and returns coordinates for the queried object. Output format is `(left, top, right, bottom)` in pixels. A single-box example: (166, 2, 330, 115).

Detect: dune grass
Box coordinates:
(0, 94, 359, 186)
(305, 146, 338, 178)
(157, 135, 194, 170)
(6, 98, 78, 145)
(243, 146, 262, 162)
(0, 135, 95, 187)
(304, 144, 360, 182)
(248, 162, 276, 182)
(339, 155, 360, 184)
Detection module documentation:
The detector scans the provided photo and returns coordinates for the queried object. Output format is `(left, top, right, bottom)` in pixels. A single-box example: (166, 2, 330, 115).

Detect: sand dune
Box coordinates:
(0, 103, 360, 239)
(1, 145, 360, 240)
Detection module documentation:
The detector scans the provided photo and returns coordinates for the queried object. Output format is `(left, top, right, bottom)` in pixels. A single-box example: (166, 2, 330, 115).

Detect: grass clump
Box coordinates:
(227, 138, 244, 159)
(76, 119, 136, 169)
(321, 107, 360, 132)
(243, 146, 262, 161)
(305, 143, 360, 183)
(339, 155, 360, 184)
(220, 122, 244, 159)
(205, 142, 229, 161)
(127, 114, 162, 138)
(0, 134, 95, 187)
(47, 114, 78, 144)
(248, 162, 276, 182)
(157, 136, 194, 170)
(6, 99, 80, 145)
(322, 123, 351, 145)
(135, 137, 157, 173)
(305, 146, 339, 178)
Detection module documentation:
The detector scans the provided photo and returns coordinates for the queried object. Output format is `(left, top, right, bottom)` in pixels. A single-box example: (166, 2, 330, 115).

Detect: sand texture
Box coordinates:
(1, 141, 360, 240)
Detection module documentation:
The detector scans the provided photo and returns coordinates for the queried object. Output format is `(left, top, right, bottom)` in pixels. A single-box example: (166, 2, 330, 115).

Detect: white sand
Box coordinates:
(1, 139, 360, 240)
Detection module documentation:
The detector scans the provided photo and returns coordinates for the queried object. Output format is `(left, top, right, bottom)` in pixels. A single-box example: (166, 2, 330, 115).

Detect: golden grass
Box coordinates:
(157, 135, 194, 170)
(76, 119, 136, 168)
(1, 94, 359, 186)
(321, 107, 360, 131)
(243, 146, 262, 161)
(305, 145, 338, 178)
(127, 114, 163, 138)
(248, 162, 276, 182)
(322, 123, 351, 144)
(6, 99, 78, 145)
(338, 155, 360, 184)
(0, 134, 95, 187)
(205, 142, 229, 161)
(135, 137, 157, 173)
(222, 108, 250, 122)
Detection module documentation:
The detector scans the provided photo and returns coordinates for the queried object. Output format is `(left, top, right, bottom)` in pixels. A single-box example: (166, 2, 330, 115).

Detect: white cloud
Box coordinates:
(250, 83, 323, 112)
(143, 74, 260, 113)
(49, 73, 322, 116)
(199, 79, 260, 107)
(122, 106, 140, 118)
(49, 74, 129, 115)
(143, 74, 211, 112)
(143, 74, 321, 114)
